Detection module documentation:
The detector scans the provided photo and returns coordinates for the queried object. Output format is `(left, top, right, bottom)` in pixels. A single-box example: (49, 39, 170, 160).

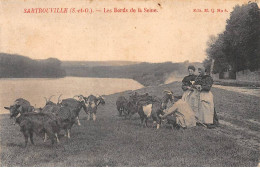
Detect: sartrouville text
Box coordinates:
(24, 8, 68, 13)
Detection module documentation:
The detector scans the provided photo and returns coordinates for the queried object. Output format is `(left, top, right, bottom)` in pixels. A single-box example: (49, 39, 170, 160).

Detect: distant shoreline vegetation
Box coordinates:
(63, 60, 202, 86)
(0, 53, 202, 86)
(0, 53, 66, 78)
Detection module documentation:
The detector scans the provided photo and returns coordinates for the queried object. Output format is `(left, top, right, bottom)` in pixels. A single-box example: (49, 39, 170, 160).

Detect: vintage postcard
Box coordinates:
(0, 0, 259, 167)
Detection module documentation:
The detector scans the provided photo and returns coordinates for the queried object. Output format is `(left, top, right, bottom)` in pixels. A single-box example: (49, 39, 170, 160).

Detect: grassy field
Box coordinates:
(0, 82, 259, 167)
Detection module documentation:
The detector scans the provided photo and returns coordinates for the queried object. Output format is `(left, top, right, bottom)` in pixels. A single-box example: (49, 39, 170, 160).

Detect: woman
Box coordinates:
(194, 68, 216, 128)
(158, 65, 199, 129)
(160, 98, 196, 129)
(181, 65, 200, 117)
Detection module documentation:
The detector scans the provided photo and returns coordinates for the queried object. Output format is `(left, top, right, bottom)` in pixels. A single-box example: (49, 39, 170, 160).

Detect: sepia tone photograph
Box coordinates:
(0, 0, 259, 167)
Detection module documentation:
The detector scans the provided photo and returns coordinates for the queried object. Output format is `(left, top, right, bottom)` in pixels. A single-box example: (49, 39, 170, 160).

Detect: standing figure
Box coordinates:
(194, 68, 217, 128)
(181, 65, 200, 117)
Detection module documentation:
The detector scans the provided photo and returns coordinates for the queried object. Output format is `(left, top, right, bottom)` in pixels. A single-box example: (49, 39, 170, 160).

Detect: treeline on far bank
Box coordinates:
(63, 61, 202, 86)
(0, 53, 66, 78)
(0, 53, 202, 86)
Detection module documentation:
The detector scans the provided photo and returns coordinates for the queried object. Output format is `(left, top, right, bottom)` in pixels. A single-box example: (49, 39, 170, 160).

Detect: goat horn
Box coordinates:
(44, 97, 48, 102)
(73, 95, 79, 99)
(48, 95, 55, 101)
(58, 94, 63, 103)
(164, 90, 172, 94)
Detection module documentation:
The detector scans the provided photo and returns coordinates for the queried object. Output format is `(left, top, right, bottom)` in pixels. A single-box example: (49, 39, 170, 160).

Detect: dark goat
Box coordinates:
(42, 95, 62, 113)
(4, 98, 36, 126)
(84, 95, 105, 121)
(126, 92, 153, 118)
(4, 106, 59, 147)
(125, 92, 153, 121)
(128, 92, 151, 104)
(61, 97, 87, 125)
(54, 106, 78, 139)
(126, 91, 174, 129)
(12, 98, 35, 113)
(42, 95, 81, 139)
(116, 96, 128, 117)
(41, 95, 63, 141)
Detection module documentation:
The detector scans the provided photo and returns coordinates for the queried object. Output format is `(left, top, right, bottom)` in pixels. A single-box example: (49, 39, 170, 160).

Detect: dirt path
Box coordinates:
(217, 119, 260, 150)
(213, 85, 260, 97)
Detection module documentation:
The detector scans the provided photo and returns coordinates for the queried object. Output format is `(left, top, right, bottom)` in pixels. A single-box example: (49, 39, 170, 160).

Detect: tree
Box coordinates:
(224, 2, 260, 72)
(204, 34, 229, 74)
(204, 2, 260, 74)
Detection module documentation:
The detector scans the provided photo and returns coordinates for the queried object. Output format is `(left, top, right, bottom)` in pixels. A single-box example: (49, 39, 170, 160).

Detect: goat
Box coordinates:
(42, 95, 62, 113)
(12, 98, 35, 113)
(4, 106, 60, 147)
(61, 96, 87, 125)
(54, 106, 78, 139)
(116, 96, 128, 117)
(126, 91, 174, 129)
(84, 95, 105, 121)
(42, 95, 80, 139)
(4, 98, 40, 127)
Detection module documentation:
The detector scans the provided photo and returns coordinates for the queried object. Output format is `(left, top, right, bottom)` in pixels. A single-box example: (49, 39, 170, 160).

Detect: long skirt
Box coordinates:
(182, 89, 200, 118)
(198, 91, 214, 124)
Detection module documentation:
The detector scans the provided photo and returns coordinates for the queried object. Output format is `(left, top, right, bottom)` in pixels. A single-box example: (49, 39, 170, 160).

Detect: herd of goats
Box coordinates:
(4, 90, 180, 147)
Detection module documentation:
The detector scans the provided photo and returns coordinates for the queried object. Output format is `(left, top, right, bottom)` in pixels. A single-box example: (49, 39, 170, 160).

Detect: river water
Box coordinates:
(0, 77, 143, 114)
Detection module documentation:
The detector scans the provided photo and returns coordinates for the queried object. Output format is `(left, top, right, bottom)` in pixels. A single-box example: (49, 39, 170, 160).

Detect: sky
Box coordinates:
(0, 0, 253, 63)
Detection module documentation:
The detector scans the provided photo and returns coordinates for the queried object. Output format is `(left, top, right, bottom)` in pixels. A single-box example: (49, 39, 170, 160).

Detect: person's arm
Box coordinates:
(160, 104, 178, 118)
(182, 83, 189, 91)
(182, 77, 191, 91)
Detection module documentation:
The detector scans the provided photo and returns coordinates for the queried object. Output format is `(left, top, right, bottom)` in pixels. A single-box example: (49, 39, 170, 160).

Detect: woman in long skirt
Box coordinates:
(181, 65, 200, 117)
(194, 68, 216, 127)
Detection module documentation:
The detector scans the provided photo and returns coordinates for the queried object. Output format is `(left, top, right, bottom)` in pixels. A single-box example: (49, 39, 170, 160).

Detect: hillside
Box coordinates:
(63, 61, 203, 86)
(0, 53, 65, 78)
(62, 61, 140, 67)
(0, 53, 203, 86)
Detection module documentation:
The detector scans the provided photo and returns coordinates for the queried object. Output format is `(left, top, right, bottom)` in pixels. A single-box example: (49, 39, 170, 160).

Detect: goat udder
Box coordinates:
(143, 104, 152, 117)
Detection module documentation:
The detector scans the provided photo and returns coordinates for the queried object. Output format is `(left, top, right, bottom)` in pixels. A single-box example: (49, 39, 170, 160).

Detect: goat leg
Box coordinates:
(43, 132, 47, 143)
(76, 116, 81, 126)
(23, 132, 29, 148)
(140, 116, 144, 127)
(152, 121, 156, 128)
(145, 118, 149, 128)
(118, 107, 122, 116)
(67, 129, 71, 139)
(93, 113, 96, 121)
(55, 133, 60, 143)
(29, 131, 34, 145)
(156, 119, 161, 129)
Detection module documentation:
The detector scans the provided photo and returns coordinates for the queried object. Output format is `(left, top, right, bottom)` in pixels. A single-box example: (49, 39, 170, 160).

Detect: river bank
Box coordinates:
(1, 81, 259, 166)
